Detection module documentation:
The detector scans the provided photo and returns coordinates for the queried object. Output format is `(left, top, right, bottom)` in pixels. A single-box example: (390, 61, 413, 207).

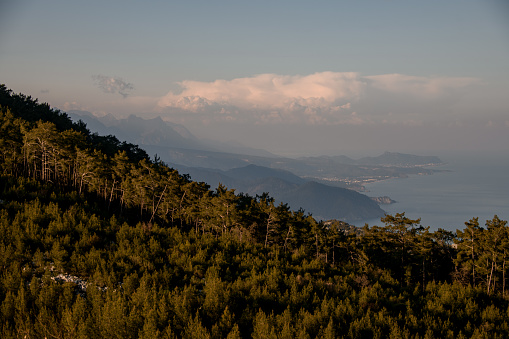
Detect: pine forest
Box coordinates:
(1, 84, 509, 338)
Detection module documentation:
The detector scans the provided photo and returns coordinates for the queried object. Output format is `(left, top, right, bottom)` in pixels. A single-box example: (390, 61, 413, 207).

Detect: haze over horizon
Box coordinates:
(1, 1, 508, 157)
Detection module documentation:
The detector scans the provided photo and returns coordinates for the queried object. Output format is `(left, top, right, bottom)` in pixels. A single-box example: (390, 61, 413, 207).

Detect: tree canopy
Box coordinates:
(1, 84, 509, 338)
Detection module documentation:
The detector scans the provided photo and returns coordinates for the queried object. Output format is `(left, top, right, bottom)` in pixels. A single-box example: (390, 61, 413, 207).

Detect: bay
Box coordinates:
(356, 152, 509, 232)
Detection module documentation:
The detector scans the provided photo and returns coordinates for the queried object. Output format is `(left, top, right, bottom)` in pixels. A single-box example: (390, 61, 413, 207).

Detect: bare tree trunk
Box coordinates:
(488, 259, 494, 294)
(503, 256, 506, 298)
(283, 225, 292, 253)
(179, 190, 187, 228)
(332, 239, 335, 266)
(264, 211, 274, 248)
(108, 180, 117, 210)
(150, 185, 167, 223)
(316, 233, 319, 259)
(422, 258, 426, 292)
(471, 235, 475, 285)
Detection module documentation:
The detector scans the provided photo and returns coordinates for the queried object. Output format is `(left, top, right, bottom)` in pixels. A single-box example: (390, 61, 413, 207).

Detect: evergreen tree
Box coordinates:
(455, 217, 482, 285)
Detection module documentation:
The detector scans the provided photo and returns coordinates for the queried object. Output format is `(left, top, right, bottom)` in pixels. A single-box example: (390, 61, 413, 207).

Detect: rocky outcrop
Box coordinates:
(371, 196, 396, 205)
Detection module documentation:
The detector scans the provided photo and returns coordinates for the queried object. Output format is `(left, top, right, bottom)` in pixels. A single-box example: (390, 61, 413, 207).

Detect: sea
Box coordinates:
(355, 152, 509, 233)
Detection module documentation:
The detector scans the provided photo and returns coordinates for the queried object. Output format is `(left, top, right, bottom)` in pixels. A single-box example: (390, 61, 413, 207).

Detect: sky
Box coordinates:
(1, 0, 508, 157)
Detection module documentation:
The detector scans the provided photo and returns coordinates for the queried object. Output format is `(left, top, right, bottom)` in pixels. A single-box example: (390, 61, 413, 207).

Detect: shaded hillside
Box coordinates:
(225, 164, 306, 184)
(224, 167, 385, 222)
(278, 181, 384, 221)
(237, 176, 299, 196)
(171, 164, 385, 223)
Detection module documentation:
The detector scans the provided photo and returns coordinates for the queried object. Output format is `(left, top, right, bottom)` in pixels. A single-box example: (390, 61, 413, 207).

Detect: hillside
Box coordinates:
(278, 181, 384, 221)
(1, 84, 509, 338)
(169, 164, 384, 223)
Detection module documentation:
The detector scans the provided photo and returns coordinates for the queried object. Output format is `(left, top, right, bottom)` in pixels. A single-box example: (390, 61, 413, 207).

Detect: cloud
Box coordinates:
(158, 72, 364, 124)
(158, 72, 479, 125)
(161, 72, 363, 109)
(92, 75, 134, 98)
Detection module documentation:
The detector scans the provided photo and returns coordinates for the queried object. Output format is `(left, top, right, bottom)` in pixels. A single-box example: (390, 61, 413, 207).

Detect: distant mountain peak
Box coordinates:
(67, 112, 278, 158)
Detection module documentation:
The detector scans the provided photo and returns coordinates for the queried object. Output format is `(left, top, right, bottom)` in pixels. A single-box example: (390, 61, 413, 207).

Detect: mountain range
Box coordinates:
(68, 110, 275, 158)
(68, 111, 444, 223)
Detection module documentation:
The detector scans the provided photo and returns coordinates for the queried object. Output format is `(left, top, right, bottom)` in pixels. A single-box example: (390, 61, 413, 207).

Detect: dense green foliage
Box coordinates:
(1, 84, 509, 338)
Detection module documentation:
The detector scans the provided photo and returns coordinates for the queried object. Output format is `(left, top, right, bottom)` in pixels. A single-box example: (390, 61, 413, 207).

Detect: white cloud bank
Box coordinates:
(157, 72, 479, 125)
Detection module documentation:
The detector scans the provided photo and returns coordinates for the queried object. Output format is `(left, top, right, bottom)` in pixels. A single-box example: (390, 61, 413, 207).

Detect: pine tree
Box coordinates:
(455, 217, 482, 285)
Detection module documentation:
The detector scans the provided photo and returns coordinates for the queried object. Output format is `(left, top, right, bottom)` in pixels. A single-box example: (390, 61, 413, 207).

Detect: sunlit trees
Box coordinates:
(455, 217, 482, 285)
(0, 107, 24, 176)
(23, 121, 61, 181)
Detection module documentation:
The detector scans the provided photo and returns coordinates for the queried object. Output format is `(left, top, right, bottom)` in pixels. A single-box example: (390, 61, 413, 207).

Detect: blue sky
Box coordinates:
(1, 0, 508, 156)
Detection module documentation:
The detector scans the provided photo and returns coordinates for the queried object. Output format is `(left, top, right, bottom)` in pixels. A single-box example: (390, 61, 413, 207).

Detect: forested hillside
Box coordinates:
(1, 84, 509, 338)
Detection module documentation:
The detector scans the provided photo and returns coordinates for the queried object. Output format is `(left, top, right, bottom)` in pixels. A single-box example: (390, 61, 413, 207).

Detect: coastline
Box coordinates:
(354, 154, 509, 231)
(350, 165, 449, 192)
